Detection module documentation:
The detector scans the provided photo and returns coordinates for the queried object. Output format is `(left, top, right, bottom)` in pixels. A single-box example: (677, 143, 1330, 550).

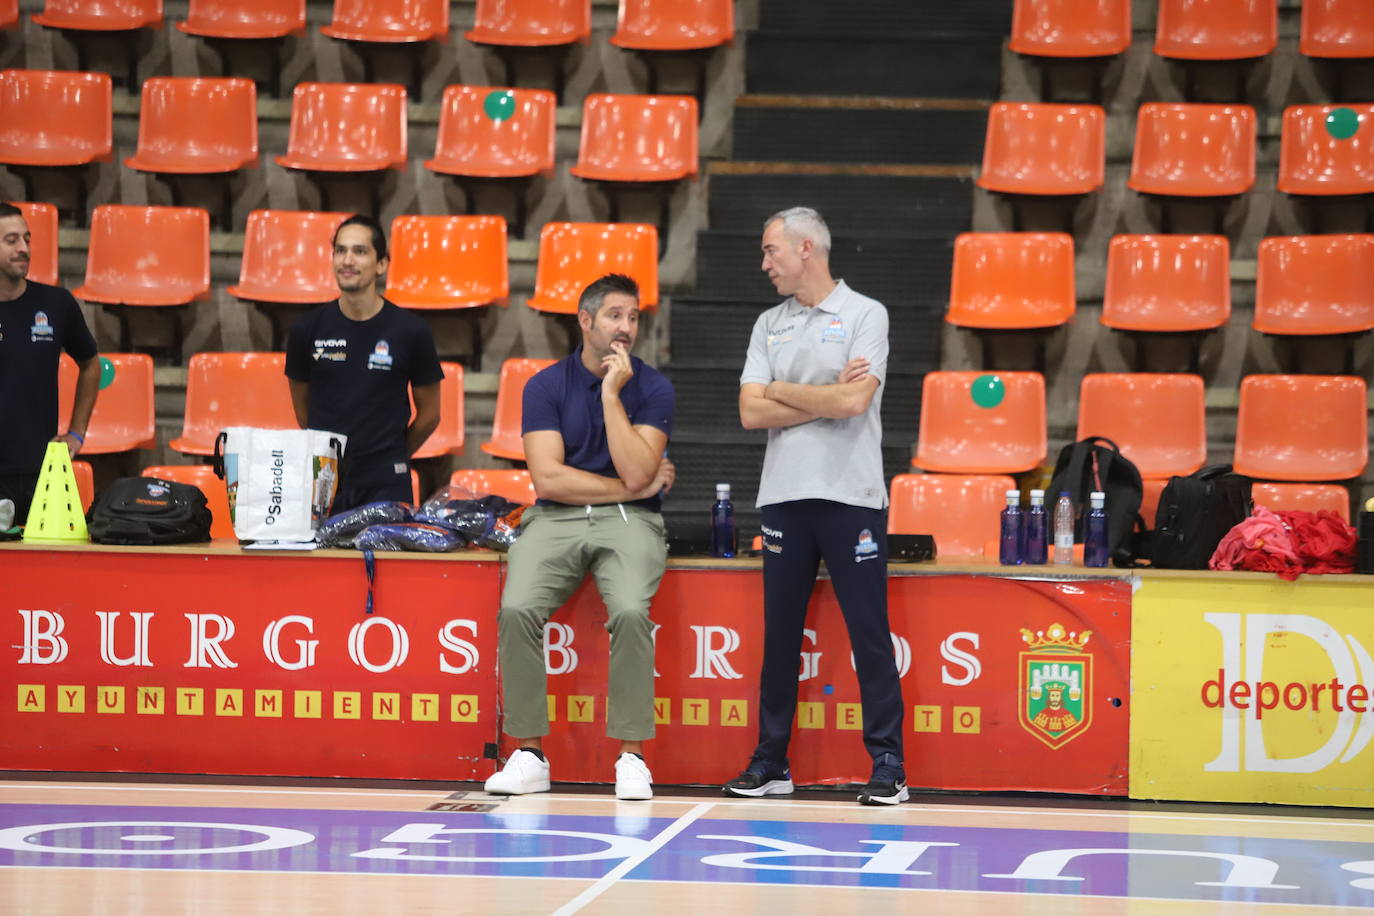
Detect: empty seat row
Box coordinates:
(949, 232, 1374, 337)
(1011, 0, 1373, 62)
(980, 101, 1374, 198)
(19, 0, 733, 53)
(913, 371, 1369, 483)
(0, 72, 699, 200)
(58, 351, 464, 460)
(888, 473, 1354, 558)
(27, 206, 657, 336)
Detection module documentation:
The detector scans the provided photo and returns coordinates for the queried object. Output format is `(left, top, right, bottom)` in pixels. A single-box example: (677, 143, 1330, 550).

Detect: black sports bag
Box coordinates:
(87, 477, 214, 545)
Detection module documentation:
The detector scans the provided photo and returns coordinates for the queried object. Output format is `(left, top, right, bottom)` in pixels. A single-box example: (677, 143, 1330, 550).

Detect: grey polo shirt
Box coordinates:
(740, 279, 889, 510)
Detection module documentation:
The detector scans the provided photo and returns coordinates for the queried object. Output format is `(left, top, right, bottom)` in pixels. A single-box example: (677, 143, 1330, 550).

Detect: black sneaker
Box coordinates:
(722, 758, 794, 797)
(857, 753, 908, 806)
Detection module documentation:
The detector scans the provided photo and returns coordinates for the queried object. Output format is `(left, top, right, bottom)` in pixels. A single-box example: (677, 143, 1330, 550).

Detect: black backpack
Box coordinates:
(1152, 465, 1253, 569)
(88, 477, 214, 545)
(1046, 436, 1145, 567)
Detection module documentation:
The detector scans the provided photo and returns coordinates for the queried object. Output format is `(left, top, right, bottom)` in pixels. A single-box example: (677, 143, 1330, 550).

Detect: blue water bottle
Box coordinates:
(1024, 488, 1048, 565)
(999, 489, 1024, 565)
(1084, 490, 1110, 568)
(710, 483, 736, 558)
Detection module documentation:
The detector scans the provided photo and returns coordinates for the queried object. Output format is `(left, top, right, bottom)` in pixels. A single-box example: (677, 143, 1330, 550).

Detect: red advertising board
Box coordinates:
(3, 548, 502, 780)
(4, 545, 1130, 794)
(522, 571, 1132, 794)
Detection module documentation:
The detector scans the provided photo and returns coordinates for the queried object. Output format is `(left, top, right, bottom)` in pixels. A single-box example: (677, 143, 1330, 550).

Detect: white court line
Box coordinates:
(1, 784, 1367, 831)
(549, 802, 715, 916)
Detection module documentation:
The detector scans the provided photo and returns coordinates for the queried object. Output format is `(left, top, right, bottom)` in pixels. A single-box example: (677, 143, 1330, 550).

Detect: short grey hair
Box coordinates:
(764, 206, 831, 255)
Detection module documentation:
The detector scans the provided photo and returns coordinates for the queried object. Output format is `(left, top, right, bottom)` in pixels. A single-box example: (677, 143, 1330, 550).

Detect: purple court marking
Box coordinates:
(0, 804, 1371, 908)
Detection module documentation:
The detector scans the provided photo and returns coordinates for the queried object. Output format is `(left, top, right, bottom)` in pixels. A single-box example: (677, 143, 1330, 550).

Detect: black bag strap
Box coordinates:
(213, 430, 227, 480)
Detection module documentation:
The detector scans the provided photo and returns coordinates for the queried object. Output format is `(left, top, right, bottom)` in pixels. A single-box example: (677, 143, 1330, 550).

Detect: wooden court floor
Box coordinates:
(1, 774, 1371, 915)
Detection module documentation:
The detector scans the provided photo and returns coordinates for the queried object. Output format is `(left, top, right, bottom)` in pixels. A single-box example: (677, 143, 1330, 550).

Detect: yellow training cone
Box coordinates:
(23, 441, 89, 544)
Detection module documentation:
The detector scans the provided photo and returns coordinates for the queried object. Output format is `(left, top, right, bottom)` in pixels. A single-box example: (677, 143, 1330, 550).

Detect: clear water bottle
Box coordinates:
(710, 483, 736, 558)
(999, 489, 1024, 565)
(1084, 490, 1110, 568)
(1024, 488, 1048, 565)
(1053, 490, 1074, 566)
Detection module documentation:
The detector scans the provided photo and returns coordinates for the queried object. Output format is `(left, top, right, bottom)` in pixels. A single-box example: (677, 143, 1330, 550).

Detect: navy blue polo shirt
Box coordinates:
(521, 346, 674, 510)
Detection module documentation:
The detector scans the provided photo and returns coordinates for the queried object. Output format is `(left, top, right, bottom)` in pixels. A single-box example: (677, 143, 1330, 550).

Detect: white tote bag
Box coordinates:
(214, 427, 347, 542)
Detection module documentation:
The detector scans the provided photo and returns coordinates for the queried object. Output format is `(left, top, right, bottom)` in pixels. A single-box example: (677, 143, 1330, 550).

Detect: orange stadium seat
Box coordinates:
(1155, 0, 1277, 60)
(179, 0, 305, 39)
(977, 102, 1105, 196)
(425, 85, 556, 178)
(32, 0, 161, 31)
(450, 468, 537, 504)
(75, 205, 211, 307)
(465, 0, 590, 46)
(888, 473, 1016, 557)
(946, 232, 1075, 329)
(1, 0, 16, 29)
(57, 352, 156, 453)
(276, 82, 408, 173)
(913, 371, 1047, 474)
(74, 205, 210, 359)
(142, 465, 236, 538)
(527, 222, 659, 315)
(1129, 103, 1256, 197)
(32, 1, 163, 90)
(571, 93, 699, 184)
(169, 352, 298, 456)
(1278, 104, 1374, 196)
(1252, 482, 1351, 522)
(610, 0, 734, 51)
(228, 209, 347, 350)
(1008, 0, 1131, 58)
(1233, 374, 1368, 481)
(321, 0, 449, 42)
(14, 201, 59, 286)
(228, 209, 347, 304)
(0, 69, 112, 167)
(386, 215, 508, 369)
(480, 357, 557, 460)
(1254, 235, 1374, 336)
(70, 459, 93, 512)
(412, 361, 466, 459)
(385, 215, 509, 310)
(125, 77, 258, 174)
(1102, 234, 1231, 332)
(1301, 0, 1374, 59)
(1076, 373, 1207, 479)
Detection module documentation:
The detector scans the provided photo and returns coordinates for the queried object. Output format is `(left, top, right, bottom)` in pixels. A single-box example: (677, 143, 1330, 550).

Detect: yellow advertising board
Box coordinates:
(1131, 575, 1374, 807)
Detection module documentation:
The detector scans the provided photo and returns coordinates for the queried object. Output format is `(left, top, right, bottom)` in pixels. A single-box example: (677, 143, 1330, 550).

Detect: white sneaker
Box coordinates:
(614, 752, 653, 800)
(483, 748, 551, 795)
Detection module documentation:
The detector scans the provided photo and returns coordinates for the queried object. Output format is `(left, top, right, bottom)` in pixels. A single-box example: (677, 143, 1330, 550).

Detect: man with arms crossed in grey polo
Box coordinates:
(725, 207, 907, 805)
(485, 273, 675, 800)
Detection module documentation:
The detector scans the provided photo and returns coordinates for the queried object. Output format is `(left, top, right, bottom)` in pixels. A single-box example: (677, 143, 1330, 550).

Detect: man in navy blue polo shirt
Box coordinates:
(485, 273, 675, 801)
